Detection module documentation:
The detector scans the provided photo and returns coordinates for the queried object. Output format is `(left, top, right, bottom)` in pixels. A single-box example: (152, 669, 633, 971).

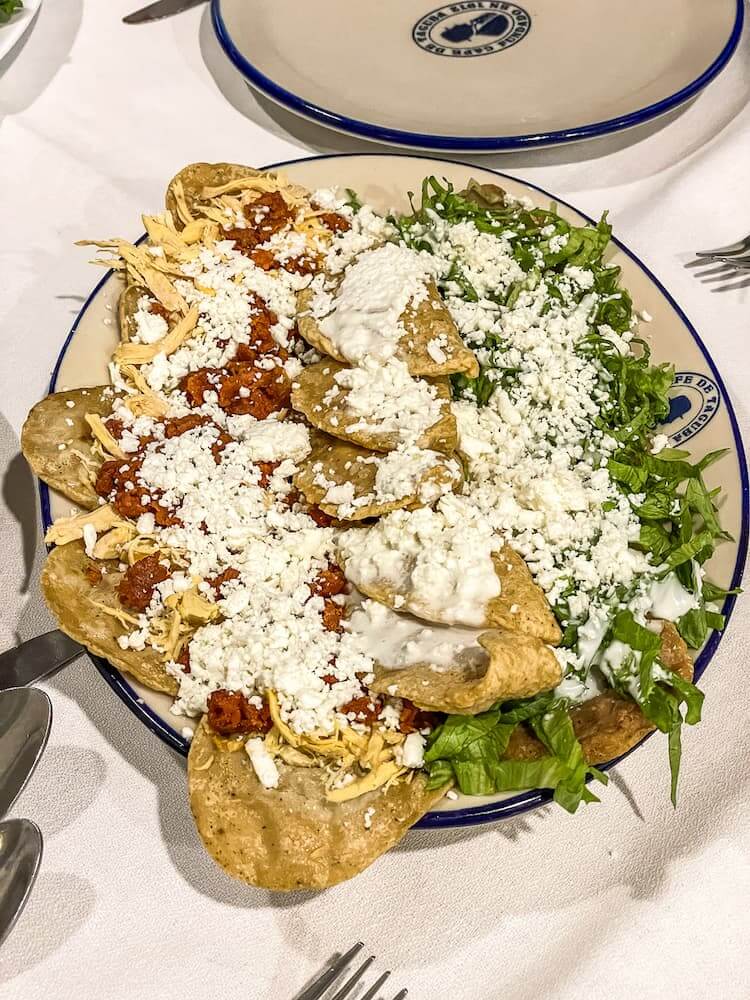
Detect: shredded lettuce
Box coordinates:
(0, 0, 22, 22)
(605, 611, 705, 804)
(344, 188, 362, 213)
(390, 176, 736, 812)
(425, 698, 607, 813)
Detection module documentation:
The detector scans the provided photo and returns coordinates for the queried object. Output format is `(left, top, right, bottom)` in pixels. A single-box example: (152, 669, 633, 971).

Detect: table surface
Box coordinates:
(1, 3, 749, 999)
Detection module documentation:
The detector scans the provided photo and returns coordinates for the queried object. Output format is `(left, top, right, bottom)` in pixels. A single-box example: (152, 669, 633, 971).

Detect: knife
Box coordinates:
(123, 0, 207, 25)
(0, 631, 84, 691)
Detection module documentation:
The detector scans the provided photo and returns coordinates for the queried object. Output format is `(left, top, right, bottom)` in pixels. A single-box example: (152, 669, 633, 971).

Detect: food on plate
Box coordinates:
(21, 386, 113, 509)
(361, 601, 563, 714)
(293, 429, 462, 521)
(338, 504, 562, 643)
(297, 246, 479, 377)
(504, 622, 693, 764)
(291, 359, 458, 454)
(188, 717, 445, 890)
(41, 540, 177, 694)
(25, 163, 734, 889)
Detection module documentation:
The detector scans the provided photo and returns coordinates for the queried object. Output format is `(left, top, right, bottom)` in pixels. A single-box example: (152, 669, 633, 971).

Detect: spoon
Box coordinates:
(0, 819, 43, 948)
(0, 688, 52, 818)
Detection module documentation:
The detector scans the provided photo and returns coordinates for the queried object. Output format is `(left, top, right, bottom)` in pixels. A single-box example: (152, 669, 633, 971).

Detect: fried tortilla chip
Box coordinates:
(343, 539, 560, 644)
(118, 284, 150, 343)
(370, 629, 561, 715)
(294, 430, 461, 521)
(188, 718, 446, 890)
(504, 622, 694, 765)
(291, 360, 458, 454)
(487, 550, 562, 645)
(21, 386, 111, 509)
(165, 162, 264, 228)
(41, 540, 177, 695)
(297, 283, 479, 378)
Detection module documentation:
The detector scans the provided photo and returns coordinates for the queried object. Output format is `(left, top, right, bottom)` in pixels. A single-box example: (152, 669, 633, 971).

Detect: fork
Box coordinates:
(695, 234, 750, 269)
(296, 942, 407, 1000)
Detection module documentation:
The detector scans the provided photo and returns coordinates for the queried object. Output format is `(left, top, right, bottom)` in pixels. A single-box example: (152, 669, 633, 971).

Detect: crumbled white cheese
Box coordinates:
(82, 522, 97, 557)
(332, 356, 442, 441)
(245, 738, 280, 789)
(132, 296, 169, 344)
(650, 434, 669, 455)
(400, 732, 426, 769)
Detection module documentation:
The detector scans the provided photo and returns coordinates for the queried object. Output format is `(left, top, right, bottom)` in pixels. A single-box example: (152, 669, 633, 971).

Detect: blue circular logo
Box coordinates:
(413, 2, 531, 58)
(660, 372, 721, 446)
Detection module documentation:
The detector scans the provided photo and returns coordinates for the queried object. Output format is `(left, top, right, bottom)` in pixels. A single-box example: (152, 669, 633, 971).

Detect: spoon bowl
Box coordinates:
(0, 818, 43, 947)
(0, 688, 52, 818)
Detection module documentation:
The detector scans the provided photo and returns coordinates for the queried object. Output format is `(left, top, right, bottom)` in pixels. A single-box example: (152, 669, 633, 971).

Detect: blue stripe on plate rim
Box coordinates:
(210, 0, 744, 152)
(39, 154, 749, 829)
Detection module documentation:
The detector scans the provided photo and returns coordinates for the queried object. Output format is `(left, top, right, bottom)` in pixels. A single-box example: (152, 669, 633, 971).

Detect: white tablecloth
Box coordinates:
(1, 3, 749, 998)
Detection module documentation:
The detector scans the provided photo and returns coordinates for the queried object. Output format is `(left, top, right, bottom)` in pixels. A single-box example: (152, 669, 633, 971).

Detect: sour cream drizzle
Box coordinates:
(346, 599, 487, 672)
(312, 244, 438, 363)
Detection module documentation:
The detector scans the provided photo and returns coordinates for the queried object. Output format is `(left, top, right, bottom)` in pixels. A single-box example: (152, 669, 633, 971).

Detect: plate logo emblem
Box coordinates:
(413, 2, 531, 58)
(660, 372, 721, 446)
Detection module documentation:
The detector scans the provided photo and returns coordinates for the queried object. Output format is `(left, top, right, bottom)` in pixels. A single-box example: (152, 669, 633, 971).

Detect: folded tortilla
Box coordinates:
(297, 282, 479, 379)
(504, 622, 693, 764)
(370, 629, 562, 715)
(41, 539, 177, 695)
(165, 162, 265, 229)
(21, 386, 111, 510)
(188, 718, 447, 890)
(294, 430, 462, 521)
(291, 360, 458, 455)
(342, 539, 561, 645)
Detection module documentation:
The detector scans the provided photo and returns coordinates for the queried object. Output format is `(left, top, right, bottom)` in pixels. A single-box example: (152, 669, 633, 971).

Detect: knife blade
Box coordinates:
(0, 631, 84, 690)
(123, 0, 206, 25)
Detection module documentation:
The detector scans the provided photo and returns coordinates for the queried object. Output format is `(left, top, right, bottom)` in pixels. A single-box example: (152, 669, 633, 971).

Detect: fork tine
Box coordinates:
(360, 970, 391, 1000)
(296, 942, 365, 1000)
(710, 256, 750, 270)
(696, 236, 750, 257)
(329, 955, 376, 999)
(392, 990, 408, 1000)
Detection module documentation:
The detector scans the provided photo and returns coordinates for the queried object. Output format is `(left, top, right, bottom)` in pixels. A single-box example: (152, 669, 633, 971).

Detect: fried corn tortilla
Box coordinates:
(291, 360, 458, 454)
(165, 162, 264, 228)
(41, 540, 177, 695)
(344, 543, 561, 645)
(119, 284, 150, 343)
(370, 629, 562, 715)
(505, 622, 694, 765)
(21, 386, 111, 510)
(487, 551, 562, 645)
(188, 718, 447, 890)
(294, 430, 462, 521)
(297, 283, 479, 378)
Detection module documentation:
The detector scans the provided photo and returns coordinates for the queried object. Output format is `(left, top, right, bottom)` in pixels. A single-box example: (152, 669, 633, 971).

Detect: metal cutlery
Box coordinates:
(0, 688, 52, 818)
(695, 234, 750, 271)
(0, 629, 83, 691)
(296, 942, 407, 1000)
(0, 818, 43, 949)
(123, 0, 207, 25)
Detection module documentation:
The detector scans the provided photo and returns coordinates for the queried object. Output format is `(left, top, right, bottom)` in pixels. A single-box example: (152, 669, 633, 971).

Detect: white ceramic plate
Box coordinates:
(41, 155, 748, 828)
(0, 0, 41, 65)
(211, 0, 743, 152)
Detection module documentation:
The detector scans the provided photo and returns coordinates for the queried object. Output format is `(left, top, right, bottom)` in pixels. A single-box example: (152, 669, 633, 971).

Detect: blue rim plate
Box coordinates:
(39, 154, 748, 829)
(210, 0, 744, 153)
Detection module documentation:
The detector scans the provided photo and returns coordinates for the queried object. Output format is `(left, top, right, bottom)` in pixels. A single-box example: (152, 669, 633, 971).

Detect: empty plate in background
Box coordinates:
(210, 0, 743, 152)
